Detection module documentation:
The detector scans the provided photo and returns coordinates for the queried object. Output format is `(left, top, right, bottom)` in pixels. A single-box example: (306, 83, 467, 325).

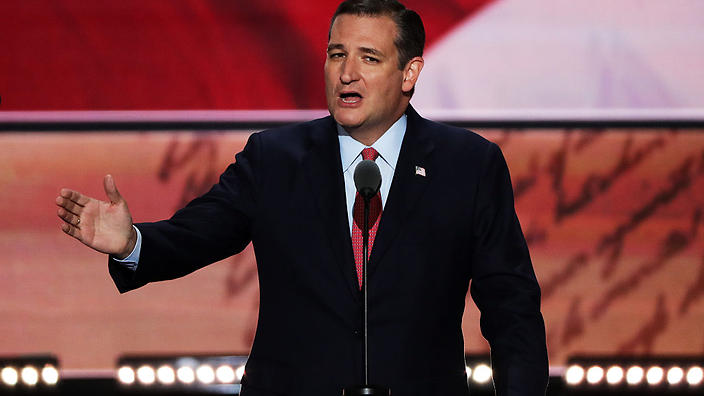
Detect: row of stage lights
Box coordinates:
(0, 356, 60, 389)
(118, 355, 498, 392)
(0, 365, 60, 387)
(4, 353, 704, 394)
(566, 364, 704, 386)
(116, 354, 248, 392)
(117, 362, 245, 386)
(565, 356, 704, 390)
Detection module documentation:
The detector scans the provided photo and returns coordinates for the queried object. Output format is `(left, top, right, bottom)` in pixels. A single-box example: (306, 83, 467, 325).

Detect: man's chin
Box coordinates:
(332, 113, 364, 131)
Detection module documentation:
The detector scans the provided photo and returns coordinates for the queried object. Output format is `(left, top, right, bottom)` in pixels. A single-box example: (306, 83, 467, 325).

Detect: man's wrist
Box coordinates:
(115, 226, 138, 260)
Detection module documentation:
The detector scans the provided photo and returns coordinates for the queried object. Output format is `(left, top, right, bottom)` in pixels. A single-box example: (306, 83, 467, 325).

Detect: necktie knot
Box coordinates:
(361, 147, 379, 162)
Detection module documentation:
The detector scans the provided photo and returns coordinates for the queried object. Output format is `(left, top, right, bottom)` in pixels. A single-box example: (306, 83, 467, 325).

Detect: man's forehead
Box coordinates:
(328, 14, 397, 51)
(330, 13, 396, 31)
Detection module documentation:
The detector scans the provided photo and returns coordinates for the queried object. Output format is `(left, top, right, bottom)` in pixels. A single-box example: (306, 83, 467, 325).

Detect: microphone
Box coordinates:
(354, 159, 382, 200)
(344, 159, 390, 396)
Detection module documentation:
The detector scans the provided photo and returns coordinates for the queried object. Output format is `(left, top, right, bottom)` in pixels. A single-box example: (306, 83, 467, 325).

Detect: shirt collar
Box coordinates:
(337, 114, 407, 173)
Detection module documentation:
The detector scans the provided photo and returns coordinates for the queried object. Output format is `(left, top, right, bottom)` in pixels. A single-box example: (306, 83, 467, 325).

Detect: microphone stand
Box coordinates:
(343, 191, 390, 396)
(363, 194, 370, 387)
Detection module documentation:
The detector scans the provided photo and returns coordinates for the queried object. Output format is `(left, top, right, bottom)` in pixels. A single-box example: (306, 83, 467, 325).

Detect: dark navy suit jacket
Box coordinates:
(109, 106, 548, 396)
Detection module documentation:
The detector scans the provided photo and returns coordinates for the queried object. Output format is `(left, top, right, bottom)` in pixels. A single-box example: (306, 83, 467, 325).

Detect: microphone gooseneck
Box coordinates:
(344, 159, 390, 395)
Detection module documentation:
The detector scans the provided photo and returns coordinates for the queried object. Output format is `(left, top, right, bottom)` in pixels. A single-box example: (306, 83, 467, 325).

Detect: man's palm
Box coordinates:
(56, 175, 136, 258)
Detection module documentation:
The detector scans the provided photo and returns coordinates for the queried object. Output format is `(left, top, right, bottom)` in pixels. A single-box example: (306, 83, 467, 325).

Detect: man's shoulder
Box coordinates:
(241, 115, 336, 166)
(256, 116, 334, 144)
(413, 112, 494, 153)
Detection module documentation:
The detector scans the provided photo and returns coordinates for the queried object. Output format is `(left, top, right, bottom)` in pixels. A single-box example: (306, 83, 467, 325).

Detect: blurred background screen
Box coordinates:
(1, 1, 703, 392)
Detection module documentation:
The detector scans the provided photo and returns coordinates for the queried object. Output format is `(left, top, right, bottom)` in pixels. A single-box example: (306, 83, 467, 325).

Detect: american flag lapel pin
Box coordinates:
(415, 165, 426, 177)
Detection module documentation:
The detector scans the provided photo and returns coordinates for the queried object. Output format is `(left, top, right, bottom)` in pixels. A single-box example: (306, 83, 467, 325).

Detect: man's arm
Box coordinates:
(108, 132, 261, 293)
(469, 142, 549, 396)
(57, 132, 261, 293)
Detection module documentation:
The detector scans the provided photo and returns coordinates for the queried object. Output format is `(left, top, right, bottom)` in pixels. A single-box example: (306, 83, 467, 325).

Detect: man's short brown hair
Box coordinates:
(329, 0, 425, 71)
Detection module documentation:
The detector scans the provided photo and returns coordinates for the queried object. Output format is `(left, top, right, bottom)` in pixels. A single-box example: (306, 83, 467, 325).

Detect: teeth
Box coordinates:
(341, 96, 360, 103)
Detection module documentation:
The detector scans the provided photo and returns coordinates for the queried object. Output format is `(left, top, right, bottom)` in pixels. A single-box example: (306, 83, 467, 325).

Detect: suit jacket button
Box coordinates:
(353, 330, 361, 338)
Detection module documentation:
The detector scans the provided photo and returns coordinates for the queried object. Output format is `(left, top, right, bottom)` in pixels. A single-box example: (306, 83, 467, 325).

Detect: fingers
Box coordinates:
(57, 207, 81, 228)
(60, 221, 81, 240)
(56, 188, 88, 217)
(59, 188, 90, 206)
(55, 195, 84, 215)
(56, 187, 85, 240)
(103, 174, 123, 204)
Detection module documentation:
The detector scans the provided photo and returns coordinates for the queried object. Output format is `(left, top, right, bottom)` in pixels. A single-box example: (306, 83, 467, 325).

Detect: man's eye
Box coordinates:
(364, 56, 379, 63)
(329, 53, 345, 58)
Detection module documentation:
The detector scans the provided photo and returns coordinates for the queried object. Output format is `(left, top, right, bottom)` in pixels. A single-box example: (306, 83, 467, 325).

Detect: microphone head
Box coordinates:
(354, 160, 382, 199)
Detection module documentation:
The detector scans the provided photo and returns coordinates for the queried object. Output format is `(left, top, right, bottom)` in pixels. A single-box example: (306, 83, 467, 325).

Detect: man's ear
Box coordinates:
(401, 56, 424, 94)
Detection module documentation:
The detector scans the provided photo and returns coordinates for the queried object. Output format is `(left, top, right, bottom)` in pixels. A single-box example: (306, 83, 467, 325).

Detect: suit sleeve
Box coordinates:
(469, 142, 549, 396)
(108, 132, 261, 293)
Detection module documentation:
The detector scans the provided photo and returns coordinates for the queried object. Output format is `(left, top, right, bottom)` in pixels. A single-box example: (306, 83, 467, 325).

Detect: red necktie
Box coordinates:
(352, 148, 382, 289)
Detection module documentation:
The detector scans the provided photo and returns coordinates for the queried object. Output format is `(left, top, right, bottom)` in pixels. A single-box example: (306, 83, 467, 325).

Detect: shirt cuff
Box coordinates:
(111, 226, 142, 271)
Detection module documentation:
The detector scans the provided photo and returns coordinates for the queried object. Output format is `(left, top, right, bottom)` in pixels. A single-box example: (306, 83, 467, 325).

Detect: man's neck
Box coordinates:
(342, 111, 407, 146)
(345, 128, 387, 146)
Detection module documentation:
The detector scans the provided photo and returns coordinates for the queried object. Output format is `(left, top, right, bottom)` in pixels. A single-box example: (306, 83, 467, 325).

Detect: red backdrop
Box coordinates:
(0, 0, 492, 111)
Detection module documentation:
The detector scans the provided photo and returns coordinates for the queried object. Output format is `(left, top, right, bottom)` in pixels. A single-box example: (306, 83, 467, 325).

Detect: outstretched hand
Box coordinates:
(56, 174, 137, 259)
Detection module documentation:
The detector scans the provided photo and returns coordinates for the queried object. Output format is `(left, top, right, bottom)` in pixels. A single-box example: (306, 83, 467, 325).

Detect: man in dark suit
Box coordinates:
(56, 1, 548, 395)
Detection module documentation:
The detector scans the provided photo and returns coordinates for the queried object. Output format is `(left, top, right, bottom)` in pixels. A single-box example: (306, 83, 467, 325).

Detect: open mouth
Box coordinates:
(340, 92, 362, 103)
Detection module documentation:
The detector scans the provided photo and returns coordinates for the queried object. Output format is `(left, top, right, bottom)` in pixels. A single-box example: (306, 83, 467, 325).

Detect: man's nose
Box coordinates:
(340, 59, 359, 84)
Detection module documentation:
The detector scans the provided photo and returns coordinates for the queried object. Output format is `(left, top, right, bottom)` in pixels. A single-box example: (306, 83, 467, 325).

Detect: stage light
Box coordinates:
(196, 364, 215, 384)
(157, 365, 176, 385)
(626, 365, 644, 385)
(136, 365, 156, 385)
(646, 366, 664, 385)
(236, 364, 245, 381)
(20, 366, 39, 386)
(472, 364, 492, 384)
(565, 365, 584, 385)
(605, 365, 623, 385)
(585, 365, 604, 384)
(1, 367, 18, 386)
(117, 366, 135, 385)
(666, 366, 684, 385)
(41, 365, 59, 385)
(463, 354, 493, 392)
(177, 366, 195, 384)
(687, 366, 703, 386)
(215, 365, 235, 383)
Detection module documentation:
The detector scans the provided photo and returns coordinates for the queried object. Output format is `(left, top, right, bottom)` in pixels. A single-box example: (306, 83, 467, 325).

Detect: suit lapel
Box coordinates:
(369, 106, 434, 276)
(302, 118, 361, 302)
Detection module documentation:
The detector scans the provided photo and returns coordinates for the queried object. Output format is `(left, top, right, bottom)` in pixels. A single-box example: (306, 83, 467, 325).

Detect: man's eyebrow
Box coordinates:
(359, 47, 384, 57)
(327, 43, 345, 52)
(326, 44, 384, 57)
